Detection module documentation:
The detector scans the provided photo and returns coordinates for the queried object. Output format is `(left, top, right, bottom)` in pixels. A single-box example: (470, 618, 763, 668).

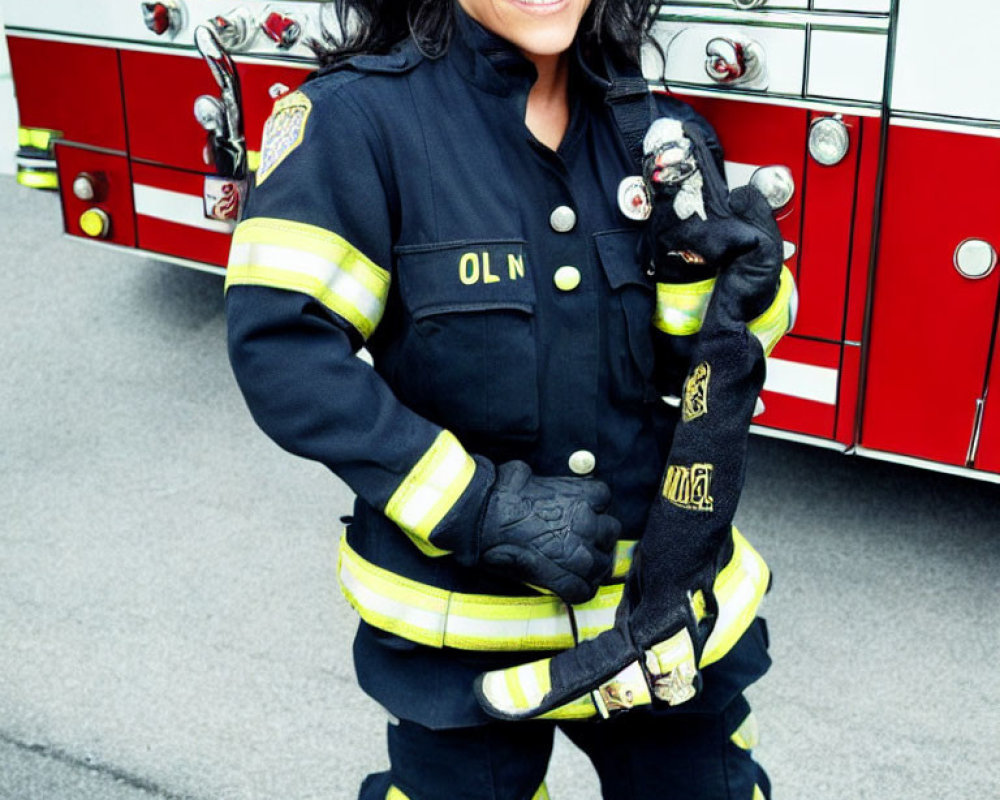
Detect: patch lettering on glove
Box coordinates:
(682, 362, 711, 423)
(663, 463, 715, 512)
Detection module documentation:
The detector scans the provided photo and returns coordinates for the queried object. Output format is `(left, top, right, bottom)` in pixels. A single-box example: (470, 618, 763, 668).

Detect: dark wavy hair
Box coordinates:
(313, 0, 661, 70)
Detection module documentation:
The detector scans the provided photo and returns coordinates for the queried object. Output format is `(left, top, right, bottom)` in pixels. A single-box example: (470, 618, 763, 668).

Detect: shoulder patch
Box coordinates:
(256, 90, 312, 187)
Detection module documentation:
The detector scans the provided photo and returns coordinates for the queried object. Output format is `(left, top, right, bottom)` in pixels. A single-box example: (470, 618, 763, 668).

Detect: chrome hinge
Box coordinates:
(966, 394, 987, 467)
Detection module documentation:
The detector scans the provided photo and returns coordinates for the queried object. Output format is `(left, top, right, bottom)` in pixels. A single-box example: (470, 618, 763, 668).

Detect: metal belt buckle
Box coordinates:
(646, 652, 698, 706)
(591, 661, 652, 719)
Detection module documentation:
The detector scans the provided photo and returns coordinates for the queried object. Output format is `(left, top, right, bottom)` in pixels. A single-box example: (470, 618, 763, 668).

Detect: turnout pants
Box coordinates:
(358, 619, 771, 800)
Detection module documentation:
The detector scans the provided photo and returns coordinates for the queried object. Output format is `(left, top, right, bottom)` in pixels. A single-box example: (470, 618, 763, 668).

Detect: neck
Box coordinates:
(522, 50, 571, 151)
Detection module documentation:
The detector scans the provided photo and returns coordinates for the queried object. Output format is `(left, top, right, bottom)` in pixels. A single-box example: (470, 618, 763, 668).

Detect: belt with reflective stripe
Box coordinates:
(225, 216, 390, 340)
(338, 535, 636, 652)
(337, 530, 764, 655)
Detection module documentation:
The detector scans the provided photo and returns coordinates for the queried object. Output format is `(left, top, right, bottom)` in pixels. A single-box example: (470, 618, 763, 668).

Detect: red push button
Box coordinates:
(261, 12, 301, 48)
(141, 2, 173, 35)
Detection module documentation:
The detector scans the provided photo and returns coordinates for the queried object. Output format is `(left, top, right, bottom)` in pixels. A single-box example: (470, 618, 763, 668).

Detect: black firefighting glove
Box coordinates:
(474, 461, 621, 605)
(643, 118, 782, 396)
(475, 176, 771, 722)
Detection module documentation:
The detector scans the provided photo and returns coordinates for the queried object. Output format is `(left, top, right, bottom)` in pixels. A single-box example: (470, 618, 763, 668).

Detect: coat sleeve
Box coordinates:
(225, 79, 492, 562)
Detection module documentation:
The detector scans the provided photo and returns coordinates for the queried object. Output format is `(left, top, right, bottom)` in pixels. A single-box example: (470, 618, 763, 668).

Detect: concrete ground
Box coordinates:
(0, 179, 998, 799)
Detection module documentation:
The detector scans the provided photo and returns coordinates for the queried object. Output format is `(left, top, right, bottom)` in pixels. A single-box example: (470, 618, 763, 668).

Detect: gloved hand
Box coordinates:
(476, 461, 621, 605)
(644, 118, 760, 282)
(643, 118, 783, 395)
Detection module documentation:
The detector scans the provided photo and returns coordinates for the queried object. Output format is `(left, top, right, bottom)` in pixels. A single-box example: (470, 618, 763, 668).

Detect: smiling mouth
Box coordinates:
(508, 0, 569, 12)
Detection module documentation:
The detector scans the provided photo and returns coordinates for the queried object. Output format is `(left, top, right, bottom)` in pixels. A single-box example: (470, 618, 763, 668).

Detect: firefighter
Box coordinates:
(224, 0, 793, 796)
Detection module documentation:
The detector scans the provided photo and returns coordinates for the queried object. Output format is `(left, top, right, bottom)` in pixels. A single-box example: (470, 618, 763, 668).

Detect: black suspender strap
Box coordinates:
(602, 55, 658, 171)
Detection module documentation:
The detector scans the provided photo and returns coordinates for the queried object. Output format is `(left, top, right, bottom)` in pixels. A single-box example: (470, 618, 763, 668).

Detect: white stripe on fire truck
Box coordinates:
(132, 185, 235, 235)
(889, 116, 1000, 140)
(763, 359, 839, 406)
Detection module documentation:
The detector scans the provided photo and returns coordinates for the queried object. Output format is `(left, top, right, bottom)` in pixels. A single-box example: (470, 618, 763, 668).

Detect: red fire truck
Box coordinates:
(4, 0, 1000, 483)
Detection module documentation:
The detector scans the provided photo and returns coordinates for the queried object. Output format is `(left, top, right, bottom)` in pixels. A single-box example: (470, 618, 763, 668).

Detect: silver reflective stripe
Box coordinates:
(227, 240, 386, 335)
(338, 555, 447, 644)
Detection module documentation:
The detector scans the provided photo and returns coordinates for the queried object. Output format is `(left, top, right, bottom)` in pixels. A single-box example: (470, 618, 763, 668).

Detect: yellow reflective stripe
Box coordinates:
(690, 588, 708, 622)
(748, 265, 796, 356)
(338, 536, 451, 647)
(337, 530, 768, 657)
(492, 657, 551, 713)
(16, 168, 58, 190)
(753, 785, 766, 800)
(17, 126, 59, 151)
(538, 694, 599, 721)
(339, 535, 615, 650)
(247, 149, 261, 172)
(653, 277, 715, 335)
(225, 217, 390, 340)
(574, 584, 625, 642)
(647, 628, 695, 675)
(504, 664, 532, 710)
(384, 787, 549, 800)
(730, 711, 760, 751)
(384, 430, 476, 557)
(701, 527, 770, 667)
(611, 539, 636, 579)
(654, 266, 796, 355)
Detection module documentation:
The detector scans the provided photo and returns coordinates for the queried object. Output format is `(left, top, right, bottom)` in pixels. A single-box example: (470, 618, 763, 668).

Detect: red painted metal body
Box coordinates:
(3, 0, 1000, 481)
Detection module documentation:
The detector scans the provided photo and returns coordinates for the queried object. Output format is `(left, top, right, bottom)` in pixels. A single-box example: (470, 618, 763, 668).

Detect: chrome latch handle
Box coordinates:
(194, 24, 247, 180)
(704, 37, 766, 87)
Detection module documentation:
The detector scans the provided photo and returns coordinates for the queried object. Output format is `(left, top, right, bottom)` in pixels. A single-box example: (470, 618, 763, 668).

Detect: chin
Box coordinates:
(515, 27, 579, 58)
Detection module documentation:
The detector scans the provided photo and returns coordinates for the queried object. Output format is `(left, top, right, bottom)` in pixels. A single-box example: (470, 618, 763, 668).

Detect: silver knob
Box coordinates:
(193, 95, 226, 132)
(954, 239, 997, 280)
(808, 117, 850, 166)
(704, 37, 765, 86)
(749, 165, 795, 210)
(208, 8, 256, 51)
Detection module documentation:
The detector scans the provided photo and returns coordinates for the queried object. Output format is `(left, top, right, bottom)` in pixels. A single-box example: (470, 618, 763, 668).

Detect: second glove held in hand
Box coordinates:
(477, 461, 621, 605)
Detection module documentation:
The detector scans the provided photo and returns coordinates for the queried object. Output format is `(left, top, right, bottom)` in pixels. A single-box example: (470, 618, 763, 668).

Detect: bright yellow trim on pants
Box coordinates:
(386, 781, 549, 799)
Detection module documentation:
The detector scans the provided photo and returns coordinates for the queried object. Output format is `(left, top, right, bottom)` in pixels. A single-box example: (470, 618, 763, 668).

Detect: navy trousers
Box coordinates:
(359, 619, 772, 800)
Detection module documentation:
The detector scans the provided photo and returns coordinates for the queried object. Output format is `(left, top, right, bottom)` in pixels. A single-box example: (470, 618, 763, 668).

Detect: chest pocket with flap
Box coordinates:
(595, 230, 656, 403)
(392, 240, 539, 439)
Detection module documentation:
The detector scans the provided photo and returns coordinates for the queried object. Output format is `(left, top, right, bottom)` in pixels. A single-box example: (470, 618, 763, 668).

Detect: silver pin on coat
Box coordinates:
(617, 175, 652, 221)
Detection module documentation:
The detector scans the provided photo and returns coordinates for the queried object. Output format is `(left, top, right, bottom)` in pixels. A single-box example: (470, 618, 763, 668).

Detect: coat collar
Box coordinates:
(448, 2, 610, 99)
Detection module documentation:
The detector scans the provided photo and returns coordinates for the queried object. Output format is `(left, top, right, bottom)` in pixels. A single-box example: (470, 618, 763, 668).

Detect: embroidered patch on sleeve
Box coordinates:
(256, 90, 312, 187)
(682, 362, 711, 423)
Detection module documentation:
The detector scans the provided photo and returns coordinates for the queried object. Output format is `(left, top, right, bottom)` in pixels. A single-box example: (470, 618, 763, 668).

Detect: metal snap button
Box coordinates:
(568, 450, 596, 475)
(553, 266, 581, 292)
(550, 205, 577, 233)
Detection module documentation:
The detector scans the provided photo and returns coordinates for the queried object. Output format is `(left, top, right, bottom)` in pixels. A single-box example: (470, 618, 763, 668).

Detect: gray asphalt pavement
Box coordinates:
(1, 177, 998, 799)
